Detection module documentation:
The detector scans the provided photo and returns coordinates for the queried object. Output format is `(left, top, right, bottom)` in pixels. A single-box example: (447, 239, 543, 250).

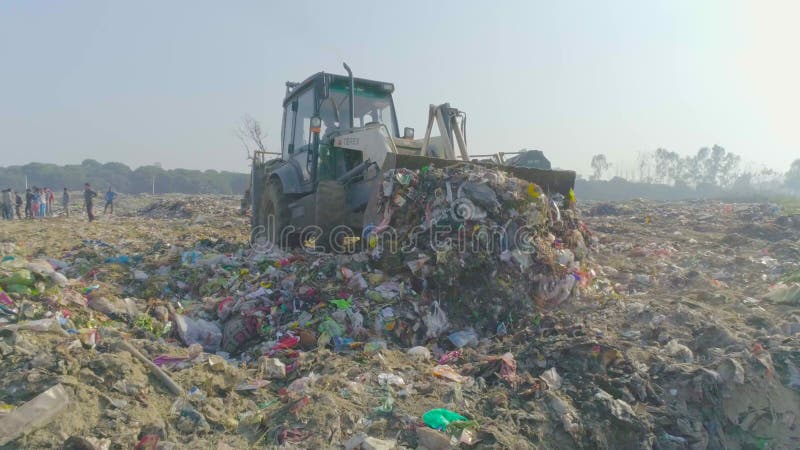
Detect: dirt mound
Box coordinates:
(137, 199, 195, 219)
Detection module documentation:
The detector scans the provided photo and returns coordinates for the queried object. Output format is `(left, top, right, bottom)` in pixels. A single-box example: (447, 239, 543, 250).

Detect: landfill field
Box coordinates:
(0, 184, 799, 448)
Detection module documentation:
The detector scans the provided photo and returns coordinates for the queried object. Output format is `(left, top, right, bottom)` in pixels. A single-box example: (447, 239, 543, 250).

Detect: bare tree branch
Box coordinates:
(236, 114, 268, 160)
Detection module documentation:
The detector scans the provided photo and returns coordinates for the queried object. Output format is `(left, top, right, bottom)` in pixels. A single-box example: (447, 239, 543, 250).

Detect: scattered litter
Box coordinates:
(0, 193, 797, 448)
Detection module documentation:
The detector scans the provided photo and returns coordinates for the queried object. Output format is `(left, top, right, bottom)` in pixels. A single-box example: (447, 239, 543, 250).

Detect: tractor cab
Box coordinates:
(279, 72, 400, 188)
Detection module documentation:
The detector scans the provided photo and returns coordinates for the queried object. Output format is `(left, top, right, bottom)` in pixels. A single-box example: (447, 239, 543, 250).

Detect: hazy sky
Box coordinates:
(1, 1, 798, 176)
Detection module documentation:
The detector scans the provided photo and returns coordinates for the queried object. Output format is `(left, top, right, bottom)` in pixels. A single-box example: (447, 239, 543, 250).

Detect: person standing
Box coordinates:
(62, 188, 71, 217)
(24, 188, 33, 218)
(38, 188, 47, 217)
(84, 183, 97, 221)
(14, 191, 22, 219)
(1, 189, 11, 220)
(31, 188, 41, 218)
(46, 188, 55, 216)
(103, 186, 117, 215)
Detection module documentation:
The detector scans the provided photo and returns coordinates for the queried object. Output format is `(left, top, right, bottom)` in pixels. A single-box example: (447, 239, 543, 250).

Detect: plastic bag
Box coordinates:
(329, 298, 352, 310)
(0, 269, 33, 287)
(169, 398, 210, 431)
(377, 373, 405, 387)
(422, 408, 467, 431)
(407, 346, 431, 360)
(3, 284, 31, 295)
(364, 340, 387, 353)
(287, 373, 318, 396)
(537, 274, 577, 305)
(216, 297, 235, 321)
(104, 255, 130, 265)
(0, 292, 13, 307)
(4, 318, 62, 333)
(448, 329, 478, 348)
(765, 282, 800, 305)
(318, 318, 345, 337)
(431, 365, 470, 383)
(423, 301, 449, 339)
(540, 367, 562, 390)
(50, 271, 68, 286)
(174, 315, 222, 353)
(181, 251, 202, 266)
(458, 181, 499, 212)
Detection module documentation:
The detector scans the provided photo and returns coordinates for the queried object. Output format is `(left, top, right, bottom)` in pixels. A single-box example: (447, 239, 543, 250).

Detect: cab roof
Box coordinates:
(283, 72, 395, 106)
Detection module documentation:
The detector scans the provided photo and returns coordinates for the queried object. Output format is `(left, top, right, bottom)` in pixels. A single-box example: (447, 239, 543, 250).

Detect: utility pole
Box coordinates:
(152, 176, 155, 195)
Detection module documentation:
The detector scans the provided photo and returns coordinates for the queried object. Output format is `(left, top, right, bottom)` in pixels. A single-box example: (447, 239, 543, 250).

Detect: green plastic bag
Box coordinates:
(329, 298, 352, 310)
(422, 408, 467, 430)
(318, 318, 345, 337)
(1, 269, 34, 287)
(4, 284, 32, 295)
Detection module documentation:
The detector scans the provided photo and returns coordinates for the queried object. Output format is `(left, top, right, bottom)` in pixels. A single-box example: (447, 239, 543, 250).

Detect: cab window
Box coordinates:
(292, 88, 315, 153)
(281, 87, 316, 157)
(319, 82, 397, 137)
(281, 107, 293, 158)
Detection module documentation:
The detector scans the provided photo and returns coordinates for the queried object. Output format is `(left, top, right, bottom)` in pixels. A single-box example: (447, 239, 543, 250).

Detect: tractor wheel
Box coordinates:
(259, 178, 290, 248)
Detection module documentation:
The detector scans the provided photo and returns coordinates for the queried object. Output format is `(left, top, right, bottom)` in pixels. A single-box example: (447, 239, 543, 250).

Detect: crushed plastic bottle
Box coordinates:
(0, 384, 70, 446)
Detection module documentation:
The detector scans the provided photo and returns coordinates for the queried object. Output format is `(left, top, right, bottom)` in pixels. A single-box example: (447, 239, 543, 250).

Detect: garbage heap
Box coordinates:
(362, 164, 591, 334)
(133, 195, 240, 220)
(206, 164, 591, 359)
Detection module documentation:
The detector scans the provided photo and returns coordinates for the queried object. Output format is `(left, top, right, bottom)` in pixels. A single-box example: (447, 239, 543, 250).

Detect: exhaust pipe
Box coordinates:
(343, 62, 355, 129)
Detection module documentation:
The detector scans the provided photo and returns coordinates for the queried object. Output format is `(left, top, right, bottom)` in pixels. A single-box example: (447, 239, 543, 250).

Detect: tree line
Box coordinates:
(588, 147, 800, 195)
(0, 160, 249, 195)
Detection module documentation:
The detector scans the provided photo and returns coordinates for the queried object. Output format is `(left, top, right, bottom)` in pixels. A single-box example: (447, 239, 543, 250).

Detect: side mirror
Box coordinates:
(403, 127, 415, 139)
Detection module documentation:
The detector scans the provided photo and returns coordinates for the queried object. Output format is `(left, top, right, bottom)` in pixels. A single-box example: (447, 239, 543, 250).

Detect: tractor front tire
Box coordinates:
(259, 178, 291, 249)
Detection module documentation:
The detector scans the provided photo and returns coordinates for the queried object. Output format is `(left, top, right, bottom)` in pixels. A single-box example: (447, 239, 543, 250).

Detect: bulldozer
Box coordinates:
(251, 64, 575, 247)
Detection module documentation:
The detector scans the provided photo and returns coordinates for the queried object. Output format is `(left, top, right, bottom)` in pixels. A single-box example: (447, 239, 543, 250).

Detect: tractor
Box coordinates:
(251, 64, 575, 248)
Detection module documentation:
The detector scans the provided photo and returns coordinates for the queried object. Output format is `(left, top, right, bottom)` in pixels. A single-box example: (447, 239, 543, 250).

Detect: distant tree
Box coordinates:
(590, 154, 610, 180)
(635, 151, 656, 183)
(81, 159, 102, 169)
(786, 159, 800, 193)
(654, 148, 681, 184)
(676, 145, 741, 188)
(690, 147, 711, 185)
(699, 145, 738, 187)
(731, 172, 753, 192)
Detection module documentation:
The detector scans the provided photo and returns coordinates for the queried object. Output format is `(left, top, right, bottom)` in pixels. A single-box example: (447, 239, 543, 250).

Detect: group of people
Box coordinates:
(0, 183, 117, 222)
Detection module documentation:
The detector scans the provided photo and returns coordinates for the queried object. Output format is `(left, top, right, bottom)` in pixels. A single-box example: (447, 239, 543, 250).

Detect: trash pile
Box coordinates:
(361, 164, 590, 333)
(136, 198, 196, 219)
(0, 192, 798, 449)
(134, 195, 240, 221)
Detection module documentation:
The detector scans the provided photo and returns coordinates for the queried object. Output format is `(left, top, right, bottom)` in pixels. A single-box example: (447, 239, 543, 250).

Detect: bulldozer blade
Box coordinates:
(383, 153, 575, 195)
(362, 153, 576, 229)
(491, 165, 576, 196)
